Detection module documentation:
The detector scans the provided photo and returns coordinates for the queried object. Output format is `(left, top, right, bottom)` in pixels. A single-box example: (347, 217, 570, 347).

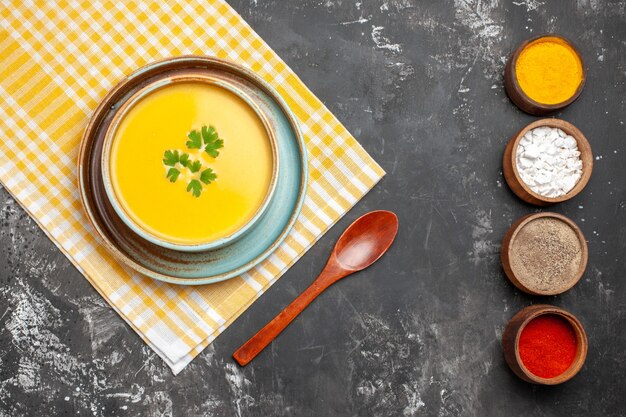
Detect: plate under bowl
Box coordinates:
(78, 56, 307, 285)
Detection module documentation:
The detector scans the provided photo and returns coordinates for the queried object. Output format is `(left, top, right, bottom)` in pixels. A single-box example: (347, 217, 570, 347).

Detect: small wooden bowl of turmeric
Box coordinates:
(504, 34, 586, 115)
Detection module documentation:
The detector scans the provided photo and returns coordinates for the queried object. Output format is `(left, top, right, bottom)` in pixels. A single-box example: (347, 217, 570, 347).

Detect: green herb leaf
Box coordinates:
(166, 167, 180, 183)
(200, 168, 217, 185)
(188, 160, 202, 173)
(186, 179, 202, 197)
(163, 150, 179, 166)
(163, 125, 224, 194)
(201, 125, 218, 145)
(202, 125, 224, 158)
(179, 153, 190, 168)
(186, 129, 202, 149)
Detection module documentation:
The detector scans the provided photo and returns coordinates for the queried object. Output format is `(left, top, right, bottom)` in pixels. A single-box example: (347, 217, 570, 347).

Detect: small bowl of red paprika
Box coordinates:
(503, 304, 588, 385)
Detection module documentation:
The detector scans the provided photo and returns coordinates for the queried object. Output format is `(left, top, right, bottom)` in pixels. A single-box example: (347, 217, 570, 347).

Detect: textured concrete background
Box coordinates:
(1, 1, 625, 416)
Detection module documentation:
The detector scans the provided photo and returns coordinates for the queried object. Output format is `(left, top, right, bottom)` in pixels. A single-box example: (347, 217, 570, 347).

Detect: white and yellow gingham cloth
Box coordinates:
(0, 0, 385, 373)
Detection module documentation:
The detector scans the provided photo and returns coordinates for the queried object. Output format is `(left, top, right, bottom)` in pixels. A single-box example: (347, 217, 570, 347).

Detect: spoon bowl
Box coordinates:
(233, 210, 398, 365)
(335, 210, 399, 270)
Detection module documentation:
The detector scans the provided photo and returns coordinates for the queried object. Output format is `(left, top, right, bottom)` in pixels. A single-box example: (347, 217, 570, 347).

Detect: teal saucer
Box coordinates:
(78, 56, 307, 285)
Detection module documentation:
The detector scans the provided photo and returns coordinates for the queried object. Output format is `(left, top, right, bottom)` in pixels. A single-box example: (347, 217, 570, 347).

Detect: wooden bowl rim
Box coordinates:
(503, 212, 588, 295)
(511, 305, 588, 385)
(507, 33, 586, 111)
(507, 118, 593, 204)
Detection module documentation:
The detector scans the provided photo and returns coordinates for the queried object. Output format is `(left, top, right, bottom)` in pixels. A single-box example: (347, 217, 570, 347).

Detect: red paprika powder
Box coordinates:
(518, 314, 577, 378)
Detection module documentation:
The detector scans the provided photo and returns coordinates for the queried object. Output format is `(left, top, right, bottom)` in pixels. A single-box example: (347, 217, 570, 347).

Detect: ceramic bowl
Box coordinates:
(502, 304, 588, 385)
(100, 73, 280, 252)
(77, 56, 307, 284)
(501, 212, 588, 296)
(504, 34, 586, 115)
(503, 118, 593, 206)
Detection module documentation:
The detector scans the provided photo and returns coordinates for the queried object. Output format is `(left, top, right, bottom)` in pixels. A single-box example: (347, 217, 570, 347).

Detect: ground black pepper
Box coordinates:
(510, 218, 582, 292)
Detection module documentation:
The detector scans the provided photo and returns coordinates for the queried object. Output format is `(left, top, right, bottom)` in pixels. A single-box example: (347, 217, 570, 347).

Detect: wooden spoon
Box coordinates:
(233, 210, 399, 366)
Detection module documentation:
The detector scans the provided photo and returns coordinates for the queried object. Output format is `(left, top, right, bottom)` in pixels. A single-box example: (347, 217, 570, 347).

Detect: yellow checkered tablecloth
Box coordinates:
(0, 0, 384, 373)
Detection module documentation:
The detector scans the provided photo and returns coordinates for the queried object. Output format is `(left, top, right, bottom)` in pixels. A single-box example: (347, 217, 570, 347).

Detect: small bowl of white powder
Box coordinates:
(503, 119, 593, 205)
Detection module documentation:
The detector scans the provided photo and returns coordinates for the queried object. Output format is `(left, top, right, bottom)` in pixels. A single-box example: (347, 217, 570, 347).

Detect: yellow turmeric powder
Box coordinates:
(515, 37, 583, 105)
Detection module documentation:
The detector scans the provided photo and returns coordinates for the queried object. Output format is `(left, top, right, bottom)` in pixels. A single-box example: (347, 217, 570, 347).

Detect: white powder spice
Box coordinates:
(515, 127, 583, 198)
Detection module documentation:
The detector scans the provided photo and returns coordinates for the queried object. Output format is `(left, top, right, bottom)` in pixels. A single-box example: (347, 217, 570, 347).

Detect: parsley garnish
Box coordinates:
(200, 168, 217, 185)
(188, 160, 202, 173)
(166, 167, 180, 183)
(162, 125, 224, 197)
(186, 179, 202, 197)
(186, 130, 202, 149)
(179, 153, 190, 168)
(201, 125, 224, 158)
(163, 150, 180, 166)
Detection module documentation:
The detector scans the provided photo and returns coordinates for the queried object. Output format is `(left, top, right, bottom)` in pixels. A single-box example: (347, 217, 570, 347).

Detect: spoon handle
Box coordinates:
(233, 266, 344, 366)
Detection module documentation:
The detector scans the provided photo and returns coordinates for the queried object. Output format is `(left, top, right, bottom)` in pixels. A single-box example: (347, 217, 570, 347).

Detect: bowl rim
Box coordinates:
(501, 212, 588, 296)
(505, 118, 593, 205)
(504, 33, 586, 114)
(512, 305, 588, 385)
(100, 73, 280, 252)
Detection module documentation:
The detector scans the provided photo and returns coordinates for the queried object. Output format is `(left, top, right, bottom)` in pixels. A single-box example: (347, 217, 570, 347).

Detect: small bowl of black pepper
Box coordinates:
(501, 212, 588, 295)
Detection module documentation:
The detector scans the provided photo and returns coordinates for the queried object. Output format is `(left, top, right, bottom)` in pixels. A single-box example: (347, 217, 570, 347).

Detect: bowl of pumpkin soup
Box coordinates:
(100, 74, 279, 252)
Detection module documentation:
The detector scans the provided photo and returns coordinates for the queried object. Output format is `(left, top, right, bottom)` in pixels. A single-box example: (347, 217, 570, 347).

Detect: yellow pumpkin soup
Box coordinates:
(109, 81, 274, 245)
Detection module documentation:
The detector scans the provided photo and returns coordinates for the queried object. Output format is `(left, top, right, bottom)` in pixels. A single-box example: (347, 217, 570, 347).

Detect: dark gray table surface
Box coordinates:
(1, 1, 625, 416)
